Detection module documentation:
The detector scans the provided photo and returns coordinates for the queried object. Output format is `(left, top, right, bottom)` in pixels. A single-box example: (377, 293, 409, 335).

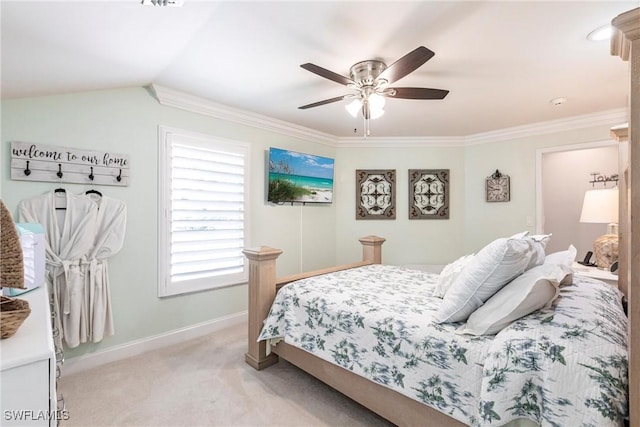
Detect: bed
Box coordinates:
(244, 7, 640, 427)
(245, 236, 628, 426)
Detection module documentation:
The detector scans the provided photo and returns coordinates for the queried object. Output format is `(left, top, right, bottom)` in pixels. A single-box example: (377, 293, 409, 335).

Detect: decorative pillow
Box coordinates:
(510, 231, 530, 239)
(434, 237, 537, 323)
(433, 255, 474, 298)
(459, 263, 571, 335)
(544, 244, 577, 269)
(525, 234, 551, 270)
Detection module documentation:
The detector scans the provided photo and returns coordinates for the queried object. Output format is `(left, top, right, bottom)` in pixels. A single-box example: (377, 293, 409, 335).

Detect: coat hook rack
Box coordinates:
(11, 141, 129, 186)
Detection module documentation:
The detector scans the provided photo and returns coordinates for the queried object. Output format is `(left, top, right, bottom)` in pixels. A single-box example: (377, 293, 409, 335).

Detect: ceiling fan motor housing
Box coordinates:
(350, 60, 387, 87)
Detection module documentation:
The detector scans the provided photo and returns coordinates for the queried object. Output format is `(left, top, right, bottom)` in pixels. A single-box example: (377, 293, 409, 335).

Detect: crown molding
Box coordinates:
(611, 7, 640, 61)
(335, 136, 466, 148)
(149, 84, 337, 146)
(462, 108, 628, 146)
(611, 122, 630, 142)
(149, 84, 627, 148)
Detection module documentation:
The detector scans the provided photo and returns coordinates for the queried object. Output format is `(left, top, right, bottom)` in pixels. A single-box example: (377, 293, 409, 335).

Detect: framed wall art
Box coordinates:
(409, 169, 449, 219)
(485, 169, 510, 202)
(356, 169, 396, 220)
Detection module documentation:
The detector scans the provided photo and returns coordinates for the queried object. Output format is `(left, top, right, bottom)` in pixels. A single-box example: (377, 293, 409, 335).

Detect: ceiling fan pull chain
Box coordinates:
(364, 115, 370, 138)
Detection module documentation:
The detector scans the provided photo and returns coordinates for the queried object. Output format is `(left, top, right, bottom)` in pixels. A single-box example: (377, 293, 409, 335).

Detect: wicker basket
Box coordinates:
(1, 296, 31, 339)
(1, 199, 29, 339)
(1, 199, 25, 290)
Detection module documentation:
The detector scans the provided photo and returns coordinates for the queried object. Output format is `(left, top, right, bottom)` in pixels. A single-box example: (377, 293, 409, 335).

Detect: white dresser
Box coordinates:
(0, 286, 58, 426)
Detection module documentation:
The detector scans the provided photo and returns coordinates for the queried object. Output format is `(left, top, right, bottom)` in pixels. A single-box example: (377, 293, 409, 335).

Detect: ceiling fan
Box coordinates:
(298, 46, 449, 136)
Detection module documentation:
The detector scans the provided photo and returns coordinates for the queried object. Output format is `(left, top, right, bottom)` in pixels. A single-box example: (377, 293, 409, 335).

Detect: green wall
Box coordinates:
(462, 126, 618, 253)
(1, 86, 622, 360)
(1, 87, 337, 359)
(335, 144, 467, 265)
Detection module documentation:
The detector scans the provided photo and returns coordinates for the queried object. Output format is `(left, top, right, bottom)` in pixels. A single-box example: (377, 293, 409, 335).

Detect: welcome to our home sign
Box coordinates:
(10, 141, 130, 187)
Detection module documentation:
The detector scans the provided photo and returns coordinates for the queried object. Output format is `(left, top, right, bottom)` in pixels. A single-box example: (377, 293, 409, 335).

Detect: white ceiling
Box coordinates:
(1, 1, 637, 138)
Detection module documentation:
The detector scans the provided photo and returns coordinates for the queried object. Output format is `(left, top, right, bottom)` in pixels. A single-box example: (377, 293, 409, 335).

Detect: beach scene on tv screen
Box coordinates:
(268, 147, 334, 203)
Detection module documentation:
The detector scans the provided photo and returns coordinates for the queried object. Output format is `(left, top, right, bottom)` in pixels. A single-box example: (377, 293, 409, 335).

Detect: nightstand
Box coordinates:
(572, 262, 619, 287)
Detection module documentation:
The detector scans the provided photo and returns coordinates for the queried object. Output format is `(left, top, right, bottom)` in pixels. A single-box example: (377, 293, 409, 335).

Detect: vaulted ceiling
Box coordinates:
(1, 1, 637, 138)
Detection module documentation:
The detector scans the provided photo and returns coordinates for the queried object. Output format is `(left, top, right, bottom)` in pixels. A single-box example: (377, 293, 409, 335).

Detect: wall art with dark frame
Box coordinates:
(356, 169, 396, 220)
(408, 169, 449, 219)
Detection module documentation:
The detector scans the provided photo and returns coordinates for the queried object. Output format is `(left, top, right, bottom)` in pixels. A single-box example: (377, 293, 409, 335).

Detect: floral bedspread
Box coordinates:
(258, 264, 628, 427)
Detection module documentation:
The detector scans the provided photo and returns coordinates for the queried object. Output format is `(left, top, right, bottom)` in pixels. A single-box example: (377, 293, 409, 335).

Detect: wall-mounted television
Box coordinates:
(267, 147, 335, 204)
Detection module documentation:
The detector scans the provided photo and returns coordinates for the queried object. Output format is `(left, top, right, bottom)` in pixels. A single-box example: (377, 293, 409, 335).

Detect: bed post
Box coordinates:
(611, 7, 640, 426)
(243, 246, 283, 370)
(359, 235, 386, 264)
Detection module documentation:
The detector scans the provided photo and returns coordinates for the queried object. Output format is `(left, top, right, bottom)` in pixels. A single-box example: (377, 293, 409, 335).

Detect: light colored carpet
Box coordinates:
(58, 323, 395, 427)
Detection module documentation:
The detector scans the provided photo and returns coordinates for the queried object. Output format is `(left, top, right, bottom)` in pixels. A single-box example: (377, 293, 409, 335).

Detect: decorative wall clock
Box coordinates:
(409, 169, 449, 219)
(485, 169, 510, 202)
(356, 169, 396, 219)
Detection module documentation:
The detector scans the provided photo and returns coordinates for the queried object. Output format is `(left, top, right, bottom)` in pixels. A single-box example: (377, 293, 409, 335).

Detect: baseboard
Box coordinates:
(62, 311, 247, 375)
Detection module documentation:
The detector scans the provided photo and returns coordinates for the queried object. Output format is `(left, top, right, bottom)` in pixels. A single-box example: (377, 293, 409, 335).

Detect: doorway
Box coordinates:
(536, 140, 618, 257)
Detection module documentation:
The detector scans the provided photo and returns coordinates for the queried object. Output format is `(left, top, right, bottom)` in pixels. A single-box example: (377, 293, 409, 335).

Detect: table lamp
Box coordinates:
(579, 187, 619, 270)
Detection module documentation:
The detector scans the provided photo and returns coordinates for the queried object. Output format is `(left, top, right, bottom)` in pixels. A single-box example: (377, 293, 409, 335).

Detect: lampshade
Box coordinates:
(368, 93, 386, 119)
(579, 187, 619, 270)
(345, 99, 361, 118)
(579, 188, 619, 224)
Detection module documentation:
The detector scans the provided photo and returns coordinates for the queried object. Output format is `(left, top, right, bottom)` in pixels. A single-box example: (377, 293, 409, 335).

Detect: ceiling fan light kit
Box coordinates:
(298, 46, 449, 138)
(346, 92, 386, 118)
(141, 0, 184, 6)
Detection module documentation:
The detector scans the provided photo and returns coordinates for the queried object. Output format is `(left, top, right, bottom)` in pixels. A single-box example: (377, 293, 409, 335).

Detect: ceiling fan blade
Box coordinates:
(300, 63, 354, 86)
(298, 95, 349, 110)
(388, 87, 449, 100)
(377, 46, 435, 85)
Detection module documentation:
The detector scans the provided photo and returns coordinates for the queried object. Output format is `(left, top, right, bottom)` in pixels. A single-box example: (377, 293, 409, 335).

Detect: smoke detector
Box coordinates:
(550, 97, 568, 106)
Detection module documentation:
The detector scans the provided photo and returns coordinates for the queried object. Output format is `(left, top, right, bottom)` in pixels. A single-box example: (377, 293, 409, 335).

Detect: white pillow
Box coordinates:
(434, 237, 536, 323)
(459, 263, 571, 335)
(525, 234, 551, 270)
(510, 231, 530, 239)
(544, 244, 577, 269)
(433, 255, 474, 298)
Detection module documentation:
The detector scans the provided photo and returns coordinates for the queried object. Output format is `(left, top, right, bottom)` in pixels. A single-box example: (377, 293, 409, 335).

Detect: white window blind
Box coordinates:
(159, 127, 249, 297)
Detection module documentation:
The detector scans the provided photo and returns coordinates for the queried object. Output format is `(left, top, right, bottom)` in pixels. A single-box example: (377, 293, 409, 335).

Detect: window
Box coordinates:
(158, 127, 249, 297)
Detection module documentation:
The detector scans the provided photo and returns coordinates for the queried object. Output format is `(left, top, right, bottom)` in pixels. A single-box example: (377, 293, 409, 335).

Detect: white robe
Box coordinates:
(18, 190, 97, 349)
(82, 193, 126, 343)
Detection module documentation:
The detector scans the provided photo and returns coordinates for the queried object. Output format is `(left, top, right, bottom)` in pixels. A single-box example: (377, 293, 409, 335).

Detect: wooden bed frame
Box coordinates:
(243, 8, 639, 426)
(610, 7, 639, 427)
(244, 236, 465, 426)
